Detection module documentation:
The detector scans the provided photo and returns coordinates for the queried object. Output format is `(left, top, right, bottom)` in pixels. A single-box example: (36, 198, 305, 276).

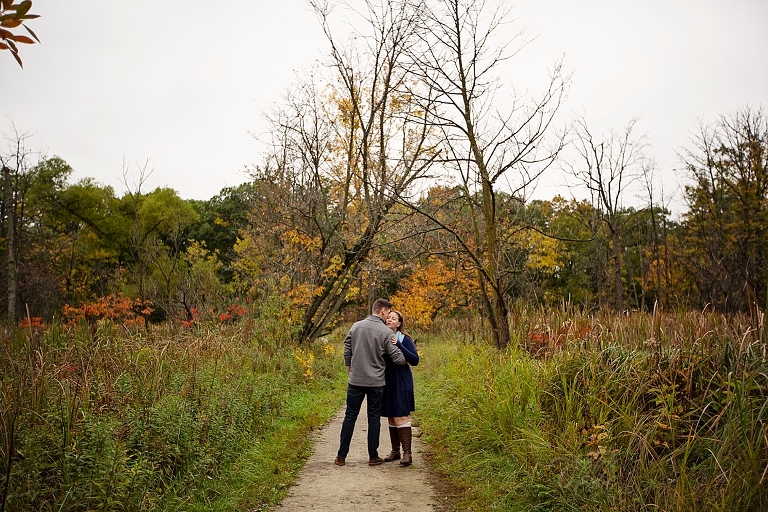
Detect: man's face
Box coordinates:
(378, 306, 391, 320)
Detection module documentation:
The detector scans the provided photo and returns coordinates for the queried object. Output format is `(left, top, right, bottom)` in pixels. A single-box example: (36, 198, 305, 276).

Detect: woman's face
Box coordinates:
(386, 312, 401, 332)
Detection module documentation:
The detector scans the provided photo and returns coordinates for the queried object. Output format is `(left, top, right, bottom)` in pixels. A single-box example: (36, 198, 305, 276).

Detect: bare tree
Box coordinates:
(406, 0, 567, 348)
(120, 159, 154, 301)
(567, 117, 649, 311)
(0, 122, 39, 334)
(640, 158, 673, 309)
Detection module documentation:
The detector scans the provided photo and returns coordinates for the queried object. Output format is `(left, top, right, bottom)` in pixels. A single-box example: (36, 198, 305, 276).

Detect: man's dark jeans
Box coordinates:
(337, 383, 384, 460)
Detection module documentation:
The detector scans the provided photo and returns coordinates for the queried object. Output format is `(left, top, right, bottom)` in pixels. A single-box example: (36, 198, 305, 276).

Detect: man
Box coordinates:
(335, 298, 406, 466)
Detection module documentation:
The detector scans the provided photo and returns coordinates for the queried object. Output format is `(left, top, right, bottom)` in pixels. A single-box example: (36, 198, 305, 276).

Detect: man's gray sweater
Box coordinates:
(344, 315, 406, 387)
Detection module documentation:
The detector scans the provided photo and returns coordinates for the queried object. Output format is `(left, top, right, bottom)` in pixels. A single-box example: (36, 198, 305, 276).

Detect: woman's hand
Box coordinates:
(391, 336, 398, 345)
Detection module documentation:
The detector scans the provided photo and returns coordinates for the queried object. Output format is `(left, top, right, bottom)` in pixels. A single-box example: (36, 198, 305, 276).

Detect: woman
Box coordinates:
(382, 310, 419, 465)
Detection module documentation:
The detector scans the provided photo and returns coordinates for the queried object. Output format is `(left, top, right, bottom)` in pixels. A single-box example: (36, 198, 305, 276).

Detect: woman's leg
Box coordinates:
(395, 415, 414, 465)
(392, 415, 410, 426)
(384, 417, 401, 462)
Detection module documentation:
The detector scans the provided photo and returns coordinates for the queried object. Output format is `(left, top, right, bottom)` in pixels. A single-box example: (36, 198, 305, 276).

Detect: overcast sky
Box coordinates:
(2, 1, 767, 212)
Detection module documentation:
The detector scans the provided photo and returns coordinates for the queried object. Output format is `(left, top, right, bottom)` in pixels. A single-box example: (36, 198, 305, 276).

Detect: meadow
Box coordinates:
(0, 319, 346, 511)
(2, 305, 767, 511)
(415, 305, 768, 511)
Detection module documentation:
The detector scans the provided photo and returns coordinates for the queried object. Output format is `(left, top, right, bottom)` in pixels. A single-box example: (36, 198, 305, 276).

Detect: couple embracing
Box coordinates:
(334, 298, 420, 467)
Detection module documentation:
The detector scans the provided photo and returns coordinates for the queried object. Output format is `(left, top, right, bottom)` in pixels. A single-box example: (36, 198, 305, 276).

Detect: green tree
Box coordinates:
(19, 157, 129, 314)
(522, 198, 594, 306)
(187, 182, 258, 280)
(120, 185, 199, 319)
(680, 106, 768, 311)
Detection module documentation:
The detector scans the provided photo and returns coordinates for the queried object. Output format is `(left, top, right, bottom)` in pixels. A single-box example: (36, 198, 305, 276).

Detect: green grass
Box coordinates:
(415, 308, 768, 511)
(7, 306, 767, 511)
(0, 320, 347, 511)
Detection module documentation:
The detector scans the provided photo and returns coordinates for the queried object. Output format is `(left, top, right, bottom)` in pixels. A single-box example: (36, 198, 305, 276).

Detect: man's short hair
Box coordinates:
(372, 298, 392, 315)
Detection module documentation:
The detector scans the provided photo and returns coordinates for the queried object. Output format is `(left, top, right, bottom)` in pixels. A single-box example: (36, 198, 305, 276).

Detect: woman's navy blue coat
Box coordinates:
(381, 333, 419, 417)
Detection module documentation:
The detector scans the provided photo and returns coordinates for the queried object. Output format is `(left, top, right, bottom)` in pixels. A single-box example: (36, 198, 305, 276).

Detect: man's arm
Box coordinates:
(343, 329, 353, 369)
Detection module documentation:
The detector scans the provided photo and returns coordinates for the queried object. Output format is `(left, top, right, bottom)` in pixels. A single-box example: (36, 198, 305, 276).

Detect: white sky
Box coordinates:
(2, 1, 767, 212)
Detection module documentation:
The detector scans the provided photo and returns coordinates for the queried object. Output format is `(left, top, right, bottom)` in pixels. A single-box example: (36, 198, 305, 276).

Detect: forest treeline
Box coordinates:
(3, 104, 766, 342)
(1, 0, 766, 349)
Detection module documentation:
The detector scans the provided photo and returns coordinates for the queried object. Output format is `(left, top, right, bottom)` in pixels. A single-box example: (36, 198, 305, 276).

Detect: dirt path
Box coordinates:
(274, 404, 445, 511)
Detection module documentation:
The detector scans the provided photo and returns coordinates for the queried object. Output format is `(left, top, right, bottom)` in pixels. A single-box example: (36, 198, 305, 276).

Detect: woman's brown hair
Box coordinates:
(391, 310, 409, 337)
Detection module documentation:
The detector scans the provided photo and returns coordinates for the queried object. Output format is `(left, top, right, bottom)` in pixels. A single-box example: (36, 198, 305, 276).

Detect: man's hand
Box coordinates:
(346, 365, 350, 373)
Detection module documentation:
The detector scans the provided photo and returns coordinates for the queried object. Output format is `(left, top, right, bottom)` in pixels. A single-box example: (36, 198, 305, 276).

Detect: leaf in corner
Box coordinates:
(12, 34, 32, 43)
(15, 0, 32, 17)
(1, 18, 22, 28)
(23, 23, 37, 42)
(11, 47, 22, 67)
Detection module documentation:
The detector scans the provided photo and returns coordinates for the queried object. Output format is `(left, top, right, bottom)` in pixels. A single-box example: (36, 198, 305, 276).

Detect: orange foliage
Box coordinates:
(19, 316, 45, 330)
(525, 322, 593, 358)
(180, 307, 199, 328)
(218, 303, 248, 323)
(63, 294, 153, 326)
(392, 256, 475, 330)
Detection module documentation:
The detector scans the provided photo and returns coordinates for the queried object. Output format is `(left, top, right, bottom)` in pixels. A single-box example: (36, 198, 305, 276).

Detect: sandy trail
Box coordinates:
(274, 402, 443, 511)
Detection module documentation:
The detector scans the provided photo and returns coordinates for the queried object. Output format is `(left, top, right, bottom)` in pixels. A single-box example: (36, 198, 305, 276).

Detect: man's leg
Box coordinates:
(338, 384, 365, 459)
(365, 386, 385, 460)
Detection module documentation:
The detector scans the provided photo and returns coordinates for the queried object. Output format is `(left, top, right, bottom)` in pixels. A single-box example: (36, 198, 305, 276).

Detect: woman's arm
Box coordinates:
(396, 335, 419, 366)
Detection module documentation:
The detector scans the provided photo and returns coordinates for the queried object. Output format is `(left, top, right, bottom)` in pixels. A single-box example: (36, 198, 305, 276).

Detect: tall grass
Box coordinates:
(0, 319, 346, 511)
(417, 307, 768, 511)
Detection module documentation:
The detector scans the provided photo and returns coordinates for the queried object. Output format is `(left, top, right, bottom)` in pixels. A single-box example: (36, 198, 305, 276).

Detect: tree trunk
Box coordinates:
(3, 166, 16, 335)
(610, 227, 624, 311)
(492, 293, 511, 349)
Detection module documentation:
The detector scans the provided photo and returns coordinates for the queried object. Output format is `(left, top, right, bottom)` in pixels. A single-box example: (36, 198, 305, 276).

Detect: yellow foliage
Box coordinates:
(345, 285, 360, 302)
(525, 229, 565, 273)
(293, 347, 315, 379)
(281, 228, 321, 252)
(322, 255, 345, 278)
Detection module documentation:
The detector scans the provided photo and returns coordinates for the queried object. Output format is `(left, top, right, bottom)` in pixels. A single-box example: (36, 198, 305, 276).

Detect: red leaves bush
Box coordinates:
(63, 294, 154, 327)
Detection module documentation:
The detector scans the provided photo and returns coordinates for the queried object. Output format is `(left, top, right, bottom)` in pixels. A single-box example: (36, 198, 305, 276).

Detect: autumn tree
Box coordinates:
(536, 197, 599, 306)
(405, 0, 567, 348)
(639, 162, 674, 308)
(16, 156, 76, 317)
(390, 254, 476, 330)
(240, 0, 438, 343)
(680, 106, 768, 312)
(45, 176, 126, 302)
(617, 205, 675, 310)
